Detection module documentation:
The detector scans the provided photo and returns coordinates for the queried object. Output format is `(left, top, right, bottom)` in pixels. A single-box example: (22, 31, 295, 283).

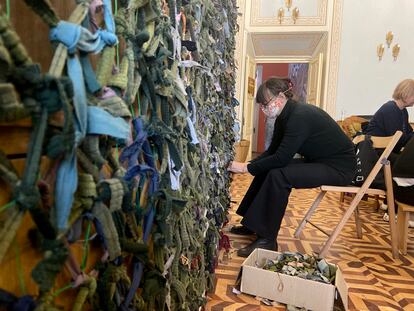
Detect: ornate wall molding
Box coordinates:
(324, 0, 343, 116)
(255, 57, 311, 63)
(250, 0, 328, 27)
(251, 32, 324, 57)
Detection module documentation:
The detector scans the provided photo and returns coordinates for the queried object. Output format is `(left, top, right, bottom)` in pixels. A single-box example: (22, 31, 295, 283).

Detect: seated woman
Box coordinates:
(364, 79, 414, 152)
(228, 77, 357, 257)
(364, 79, 414, 218)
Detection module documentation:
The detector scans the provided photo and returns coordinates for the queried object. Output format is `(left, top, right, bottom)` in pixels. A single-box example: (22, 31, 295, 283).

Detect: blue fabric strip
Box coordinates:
(67, 55, 88, 142)
(49, 21, 81, 53)
(120, 117, 160, 308)
(80, 52, 101, 94)
(121, 261, 143, 309)
(55, 150, 78, 229)
(120, 119, 146, 164)
(55, 54, 89, 229)
(103, 0, 116, 34)
(50, 21, 118, 55)
(87, 106, 130, 140)
(51, 13, 119, 229)
(120, 118, 154, 168)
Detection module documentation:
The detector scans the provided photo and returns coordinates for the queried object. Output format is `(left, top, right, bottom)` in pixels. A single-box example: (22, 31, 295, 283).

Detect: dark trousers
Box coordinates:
(236, 160, 354, 240)
(395, 184, 414, 206)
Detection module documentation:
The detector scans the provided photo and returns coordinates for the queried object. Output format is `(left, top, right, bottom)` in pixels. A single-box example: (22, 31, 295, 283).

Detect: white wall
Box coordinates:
(336, 0, 414, 121)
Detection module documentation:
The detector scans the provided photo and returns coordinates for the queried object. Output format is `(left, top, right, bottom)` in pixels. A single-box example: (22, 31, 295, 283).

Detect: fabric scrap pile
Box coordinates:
(260, 252, 337, 284)
(0, 0, 238, 309)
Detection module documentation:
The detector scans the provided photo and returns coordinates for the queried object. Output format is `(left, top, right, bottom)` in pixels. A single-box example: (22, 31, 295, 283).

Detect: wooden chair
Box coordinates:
(396, 201, 414, 255)
(337, 115, 369, 139)
(337, 116, 381, 208)
(294, 131, 402, 259)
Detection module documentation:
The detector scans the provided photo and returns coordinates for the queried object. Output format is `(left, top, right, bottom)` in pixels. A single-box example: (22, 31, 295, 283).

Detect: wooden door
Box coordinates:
(306, 52, 323, 107)
(241, 56, 256, 159)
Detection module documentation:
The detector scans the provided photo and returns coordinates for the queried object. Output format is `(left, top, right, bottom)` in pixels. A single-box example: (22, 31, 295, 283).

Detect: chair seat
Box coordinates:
(396, 201, 414, 212)
(320, 185, 386, 196)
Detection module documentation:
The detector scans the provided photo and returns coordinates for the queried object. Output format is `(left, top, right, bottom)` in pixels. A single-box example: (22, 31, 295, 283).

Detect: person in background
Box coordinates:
(228, 77, 357, 257)
(363, 79, 414, 220)
(264, 115, 277, 150)
(392, 136, 414, 227)
(364, 79, 414, 152)
(380, 135, 414, 227)
(393, 137, 414, 204)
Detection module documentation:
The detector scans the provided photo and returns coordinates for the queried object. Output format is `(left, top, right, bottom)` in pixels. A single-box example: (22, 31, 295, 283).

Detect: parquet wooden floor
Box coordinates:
(206, 173, 414, 311)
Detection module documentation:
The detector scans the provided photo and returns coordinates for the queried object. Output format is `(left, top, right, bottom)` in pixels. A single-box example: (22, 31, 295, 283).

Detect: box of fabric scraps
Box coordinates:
(240, 249, 348, 311)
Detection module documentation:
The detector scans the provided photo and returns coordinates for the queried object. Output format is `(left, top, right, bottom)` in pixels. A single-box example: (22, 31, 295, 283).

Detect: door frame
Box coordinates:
(252, 32, 327, 153)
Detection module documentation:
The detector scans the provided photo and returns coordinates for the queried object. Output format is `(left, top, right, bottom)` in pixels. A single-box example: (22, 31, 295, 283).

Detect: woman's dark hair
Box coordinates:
(256, 77, 294, 105)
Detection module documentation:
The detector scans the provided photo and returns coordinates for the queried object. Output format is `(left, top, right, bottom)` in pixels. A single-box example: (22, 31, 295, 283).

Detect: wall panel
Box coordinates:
(335, 0, 414, 120)
(0, 0, 76, 69)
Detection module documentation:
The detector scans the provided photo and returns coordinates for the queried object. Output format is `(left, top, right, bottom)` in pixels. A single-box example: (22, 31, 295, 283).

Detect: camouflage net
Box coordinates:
(0, 0, 238, 309)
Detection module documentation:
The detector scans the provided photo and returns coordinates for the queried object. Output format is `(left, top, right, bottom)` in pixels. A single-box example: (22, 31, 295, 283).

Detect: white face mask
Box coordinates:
(261, 100, 281, 118)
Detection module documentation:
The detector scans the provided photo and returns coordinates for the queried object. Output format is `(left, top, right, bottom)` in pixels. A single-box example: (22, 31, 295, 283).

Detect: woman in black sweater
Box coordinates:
(228, 77, 356, 257)
(364, 79, 414, 152)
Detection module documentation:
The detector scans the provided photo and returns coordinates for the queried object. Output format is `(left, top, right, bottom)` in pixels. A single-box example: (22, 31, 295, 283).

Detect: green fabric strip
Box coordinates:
(80, 221, 92, 272)
(53, 283, 73, 297)
(6, 0, 10, 19)
(0, 199, 15, 214)
(13, 238, 27, 295)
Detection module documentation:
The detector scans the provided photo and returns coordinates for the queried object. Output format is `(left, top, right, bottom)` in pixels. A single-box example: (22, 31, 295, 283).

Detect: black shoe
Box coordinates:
(229, 225, 254, 235)
(237, 237, 277, 258)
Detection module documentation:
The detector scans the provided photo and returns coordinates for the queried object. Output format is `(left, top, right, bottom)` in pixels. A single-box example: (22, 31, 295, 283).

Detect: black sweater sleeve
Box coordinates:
(249, 150, 269, 164)
(393, 136, 414, 178)
(247, 113, 309, 175)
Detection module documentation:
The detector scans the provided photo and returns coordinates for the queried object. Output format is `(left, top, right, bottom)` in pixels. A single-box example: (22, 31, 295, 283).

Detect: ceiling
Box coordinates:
(250, 32, 326, 58)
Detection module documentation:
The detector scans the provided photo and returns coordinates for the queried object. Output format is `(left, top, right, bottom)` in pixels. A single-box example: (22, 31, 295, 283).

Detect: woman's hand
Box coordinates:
(228, 161, 248, 173)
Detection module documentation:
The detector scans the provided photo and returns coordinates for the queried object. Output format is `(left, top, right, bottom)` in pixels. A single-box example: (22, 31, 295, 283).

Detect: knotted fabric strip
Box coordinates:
(50, 6, 122, 229)
(186, 116, 199, 145)
(120, 117, 154, 168)
(97, 178, 124, 212)
(23, 0, 60, 27)
(49, 21, 118, 55)
(0, 83, 29, 122)
(87, 106, 130, 139)
(168, 151, 181, 190)
(92, 201, 122, 261)
(121, 141, 159, 308)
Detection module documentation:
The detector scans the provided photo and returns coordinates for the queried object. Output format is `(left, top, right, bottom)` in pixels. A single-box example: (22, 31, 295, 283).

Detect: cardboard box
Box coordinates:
(240, 249, 348, 311)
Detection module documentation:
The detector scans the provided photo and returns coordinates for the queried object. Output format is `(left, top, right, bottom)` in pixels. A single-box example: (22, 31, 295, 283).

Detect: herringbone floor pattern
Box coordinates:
(206, 173, 414, 311)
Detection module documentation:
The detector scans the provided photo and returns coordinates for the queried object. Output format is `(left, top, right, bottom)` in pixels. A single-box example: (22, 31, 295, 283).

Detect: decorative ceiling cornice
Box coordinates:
(250, 0, 328, 27)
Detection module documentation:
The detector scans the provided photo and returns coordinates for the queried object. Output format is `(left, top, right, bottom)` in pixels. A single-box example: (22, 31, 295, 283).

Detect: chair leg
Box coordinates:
(354, 206, 363, 239)
(397, 209, 408, 255)
(320, 192, 365, 257)
(339, 192, 345, 204)
(374, 195, 380, 210)
(387, 199, 399, 258)
(294, 191, 326, 238)
(384, 164, 399, 259)
(341, 193, 355, 207)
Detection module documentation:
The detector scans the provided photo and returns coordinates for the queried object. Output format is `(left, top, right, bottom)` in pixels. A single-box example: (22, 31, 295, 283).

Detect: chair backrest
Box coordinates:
(339, 116, 369, 139)
(352, 134, 398, 149)
(354, 131, 402, 190)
